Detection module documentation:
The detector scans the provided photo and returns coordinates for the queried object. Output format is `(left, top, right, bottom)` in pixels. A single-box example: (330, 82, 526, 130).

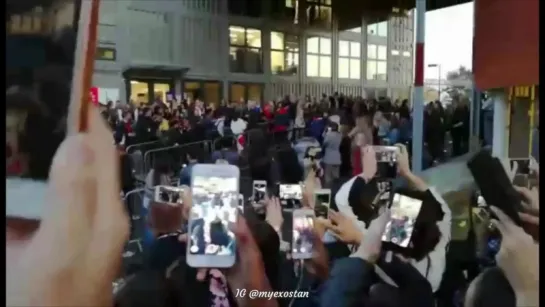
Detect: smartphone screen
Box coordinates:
(189, 176, 238, 256)
(238, 193, 244, 212)
(7, 1, 84, 220)
(292, 210, 315, 259)
(154, 186, 184, 205)
(314, 191, 330, 218)
(382, 194, 423, 248)
(252, 181, 267, 203)
(7, 2, 81, 181)
(510, 158, 530, 175)
(374, 146, 399, 179)
(279, 184, 303, 209)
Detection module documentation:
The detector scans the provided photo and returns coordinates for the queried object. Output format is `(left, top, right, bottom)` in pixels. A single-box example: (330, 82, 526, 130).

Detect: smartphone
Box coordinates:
(252, 180, 267, 203)
(314, 189, 331, 218)
(187, 164, 239, 268)
(510, 158, 530, 175)
(373, 146, 400, 179)
(238, 193, 244, 212)
(279, 183, 303, 210)
(6, 0, 99, 220)
(292, 209, 315, 260)
(373, 180, 393, 209)
(154, 186, 184, 205)
(382, 194, 423, 248)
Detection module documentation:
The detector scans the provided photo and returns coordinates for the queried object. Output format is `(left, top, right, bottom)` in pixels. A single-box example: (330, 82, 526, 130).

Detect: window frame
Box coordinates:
(306, 36, 331, 78)
(366, 43, 388, 81)
(229, 26, 263, 74)
(338, 40, 361, 80)
(270, 31, 299, 75)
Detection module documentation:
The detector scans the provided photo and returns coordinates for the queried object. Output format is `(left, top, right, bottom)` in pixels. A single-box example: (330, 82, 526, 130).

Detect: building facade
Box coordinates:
(93, 0, 415, 104)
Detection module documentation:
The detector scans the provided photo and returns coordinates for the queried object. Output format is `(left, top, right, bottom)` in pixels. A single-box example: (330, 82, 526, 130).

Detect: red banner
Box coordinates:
(474, 0, 538, 90)
(90, 87, 99, 106)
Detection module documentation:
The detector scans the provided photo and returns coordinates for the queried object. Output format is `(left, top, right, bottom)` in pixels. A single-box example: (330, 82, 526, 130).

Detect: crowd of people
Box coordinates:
(8, 92, 537, 307)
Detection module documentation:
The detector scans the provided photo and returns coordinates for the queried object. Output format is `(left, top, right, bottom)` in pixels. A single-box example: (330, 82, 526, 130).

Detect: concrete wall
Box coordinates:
(93, 0, 415, 102)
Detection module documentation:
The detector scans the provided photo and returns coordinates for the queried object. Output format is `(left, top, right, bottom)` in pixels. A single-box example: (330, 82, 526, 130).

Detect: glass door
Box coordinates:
(130, 80, 149, 106)
(152, 82, 171, 103)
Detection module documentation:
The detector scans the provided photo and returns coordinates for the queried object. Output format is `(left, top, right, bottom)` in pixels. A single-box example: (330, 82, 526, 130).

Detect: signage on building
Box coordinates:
(96, 46, 116, 61)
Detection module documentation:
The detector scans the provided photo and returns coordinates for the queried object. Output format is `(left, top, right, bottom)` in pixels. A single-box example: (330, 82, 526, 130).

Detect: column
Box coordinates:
(411, 0, 426, 173)
(491, 90, 508, 158)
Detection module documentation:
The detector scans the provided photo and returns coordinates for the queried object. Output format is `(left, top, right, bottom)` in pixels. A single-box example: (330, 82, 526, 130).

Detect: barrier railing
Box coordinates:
(143, 140, 212, 176)
(126, 140, 161, 154)
(123, 188, 146, 240)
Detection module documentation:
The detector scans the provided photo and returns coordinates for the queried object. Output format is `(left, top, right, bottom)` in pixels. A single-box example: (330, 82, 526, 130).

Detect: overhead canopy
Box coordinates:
(473, 0, 538, 89)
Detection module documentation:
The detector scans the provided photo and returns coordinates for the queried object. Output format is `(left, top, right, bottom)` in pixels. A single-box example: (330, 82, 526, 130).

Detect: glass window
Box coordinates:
(377, 61, 387, 80)
(307, 55, 319, 77)
(339, 41, 349, 57)
(229, 26, 245, 46)
(319, 56, 331, 77)
(153, 83, 170, 102)
(320, 37, 331, 55)
(230, 84, 245, 102)
(366, 61, 377, 80)
(350, 42, 361, 58)
(338, 58, 349, 79)
(229, 26, 263, 73)
(367, 44, 377, 59)
(307, 37, 319, 53)
(377, 46, 387, 60)
(203, 82, 220, 105)
(271, 50, 285, 74)
(377, 21, 388, 37)
(367, 23, 378, 35)
(349, 27, 361, 33)
(248, 84, 262, 102)
(391, 50, 400, 56)
(271, 31, 284, 50)
(350, 59, 360, 79)
(246, 29, 261, 48)
(403, 51, 411, 57)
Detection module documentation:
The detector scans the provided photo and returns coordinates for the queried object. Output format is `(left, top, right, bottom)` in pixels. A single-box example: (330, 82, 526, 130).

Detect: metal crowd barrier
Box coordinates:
(143, 140, 212, 176)
(212, 135, 237, 152)
(125, 140, 161, 154)
(123, 188, 146, 241)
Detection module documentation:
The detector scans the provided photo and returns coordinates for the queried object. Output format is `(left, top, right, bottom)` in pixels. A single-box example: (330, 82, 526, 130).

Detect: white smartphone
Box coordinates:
(154, 186, 184, 205)
(314, 189, 331, 219)
(292, 209, 315, 260)
(381, 194, 423, 248)
(6, 0, 99, 220)
(279, 183, 303, 210)
(187, 164, 239, 268)
(252, 180, 267, 203)
(238, 193, 244, 212)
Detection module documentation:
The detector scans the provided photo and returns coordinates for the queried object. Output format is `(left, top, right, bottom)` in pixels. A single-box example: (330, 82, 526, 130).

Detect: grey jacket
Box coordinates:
(322, 131, 342, 165)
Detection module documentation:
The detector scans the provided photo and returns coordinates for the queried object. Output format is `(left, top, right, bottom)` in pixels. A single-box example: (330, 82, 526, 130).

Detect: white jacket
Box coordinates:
(333, 175, 452, 292)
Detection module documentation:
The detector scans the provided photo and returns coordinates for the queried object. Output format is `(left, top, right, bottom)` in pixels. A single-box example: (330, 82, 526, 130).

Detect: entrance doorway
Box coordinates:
(128, 79, 173, 106)
(122, 65, 189, 106)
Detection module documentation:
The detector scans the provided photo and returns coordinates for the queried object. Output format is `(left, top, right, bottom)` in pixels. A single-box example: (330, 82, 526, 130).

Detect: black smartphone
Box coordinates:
(373, 146, 399, 179)
(467, 150, 523, 225)
(314, 189, 331, 218)
(6, 0, 90, 220)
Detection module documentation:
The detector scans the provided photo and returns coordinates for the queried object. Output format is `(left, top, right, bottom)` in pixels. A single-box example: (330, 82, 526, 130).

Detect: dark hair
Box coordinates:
(152, 157, 170, 186)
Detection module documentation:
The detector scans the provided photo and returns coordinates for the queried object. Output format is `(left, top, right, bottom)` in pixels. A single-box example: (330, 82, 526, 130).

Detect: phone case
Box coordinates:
(467, 150, 523, 225)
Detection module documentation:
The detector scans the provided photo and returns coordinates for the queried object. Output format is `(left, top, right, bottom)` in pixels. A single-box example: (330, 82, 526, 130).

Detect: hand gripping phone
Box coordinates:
(314, 189, 331, 218)
(7, 0, 102, 220)
(187, 164, 239, 268)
